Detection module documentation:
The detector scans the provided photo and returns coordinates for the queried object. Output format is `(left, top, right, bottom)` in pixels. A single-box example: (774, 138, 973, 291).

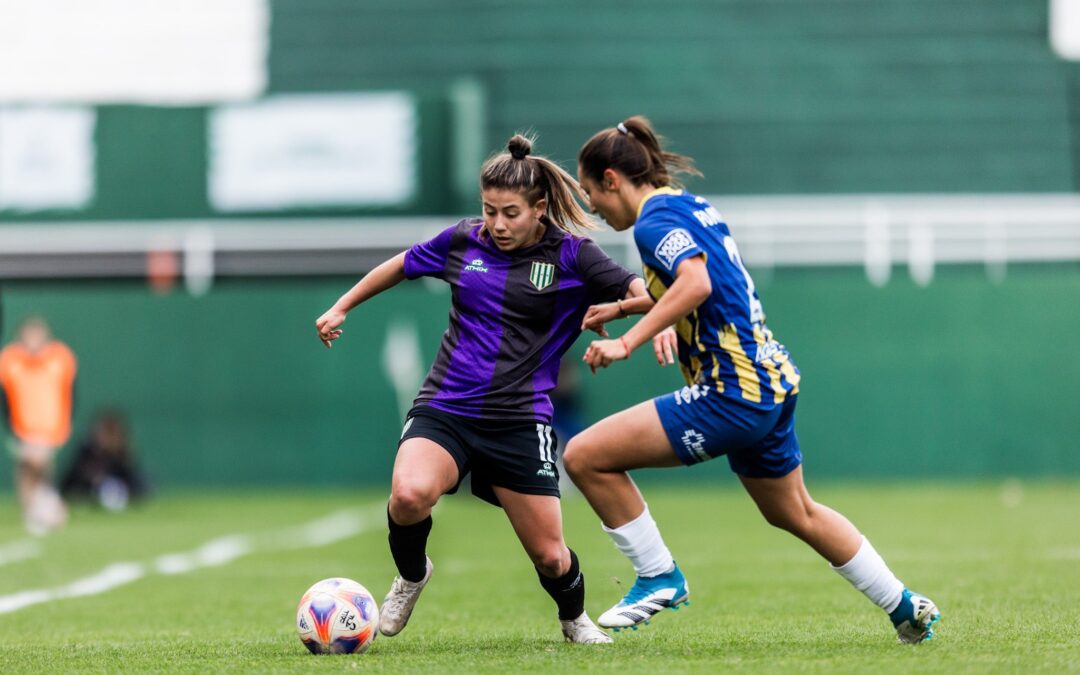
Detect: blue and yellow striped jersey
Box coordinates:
(634, 188, 800, 409)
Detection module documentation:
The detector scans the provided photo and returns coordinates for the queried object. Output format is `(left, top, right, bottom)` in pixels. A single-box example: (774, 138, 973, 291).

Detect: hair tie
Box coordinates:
(616, 122, 629, 136)
(509, 147, 529, 160)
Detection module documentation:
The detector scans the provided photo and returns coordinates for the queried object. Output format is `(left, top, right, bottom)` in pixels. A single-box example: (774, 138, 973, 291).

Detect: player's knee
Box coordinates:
(761, 509, 794, 531)
(16, 458, 47, 480)
(531, 545, 569, 578)
(561, 438, 592, 480)
(388, 482, 439, 521)
(761, 504, 812, 535)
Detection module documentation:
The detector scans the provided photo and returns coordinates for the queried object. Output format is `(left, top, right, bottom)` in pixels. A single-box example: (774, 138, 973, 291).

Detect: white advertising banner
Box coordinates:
(0, 107, 95, 210)
(208, 93, 418, 211)
(0, 0, 267, 104)
(1051, 0, 1080, 60)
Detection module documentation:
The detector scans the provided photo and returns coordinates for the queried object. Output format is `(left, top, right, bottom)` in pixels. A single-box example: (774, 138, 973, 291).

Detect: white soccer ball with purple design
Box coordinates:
(296, 577, 379, 654)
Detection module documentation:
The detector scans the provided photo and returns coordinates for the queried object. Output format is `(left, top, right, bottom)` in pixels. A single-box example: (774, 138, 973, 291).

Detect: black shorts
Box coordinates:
(398, 405, 560, 507)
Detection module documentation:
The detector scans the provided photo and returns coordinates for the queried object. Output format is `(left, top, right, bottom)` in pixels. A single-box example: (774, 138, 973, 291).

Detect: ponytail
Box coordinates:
(480, 133, 594, 233)
(578, 115, 702, 189)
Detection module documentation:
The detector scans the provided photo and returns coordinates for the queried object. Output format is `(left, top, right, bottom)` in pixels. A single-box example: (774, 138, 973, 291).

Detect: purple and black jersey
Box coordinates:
(403, 218, 636, 423)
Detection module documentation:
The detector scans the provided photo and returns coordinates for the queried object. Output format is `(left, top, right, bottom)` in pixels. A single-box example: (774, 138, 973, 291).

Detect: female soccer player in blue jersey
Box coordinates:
(316, 134, 657, 645)
(563, 117, 940, 644)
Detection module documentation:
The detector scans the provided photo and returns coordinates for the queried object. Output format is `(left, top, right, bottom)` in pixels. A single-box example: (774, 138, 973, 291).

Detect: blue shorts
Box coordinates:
(653, 385, 802, 478)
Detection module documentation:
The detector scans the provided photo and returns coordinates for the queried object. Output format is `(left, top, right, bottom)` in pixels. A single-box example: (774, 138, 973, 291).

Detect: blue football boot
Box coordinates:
(889, 588, 940, 644)
(598, 563, 689, 630)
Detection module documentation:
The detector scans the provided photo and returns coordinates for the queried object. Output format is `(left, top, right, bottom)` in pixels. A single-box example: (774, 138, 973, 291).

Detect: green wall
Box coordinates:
(3, 1, 1078, 223)
(2, 264, 1077, 488)
(272, 0, 1079, 197)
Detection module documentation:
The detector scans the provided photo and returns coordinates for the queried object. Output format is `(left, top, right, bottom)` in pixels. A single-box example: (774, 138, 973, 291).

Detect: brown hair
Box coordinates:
(577, 116, 702, 189)
(480, 133, 594, 233)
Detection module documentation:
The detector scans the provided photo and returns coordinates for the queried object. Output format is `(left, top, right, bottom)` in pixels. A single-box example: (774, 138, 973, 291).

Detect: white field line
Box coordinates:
(0, 539, 42, 567)
(0, 507, 378, 615)
(1046, 548, 1080, 561)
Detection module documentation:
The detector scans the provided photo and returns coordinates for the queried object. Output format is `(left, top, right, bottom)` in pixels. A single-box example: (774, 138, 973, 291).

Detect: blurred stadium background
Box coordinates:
(1, 0, 1079, 492)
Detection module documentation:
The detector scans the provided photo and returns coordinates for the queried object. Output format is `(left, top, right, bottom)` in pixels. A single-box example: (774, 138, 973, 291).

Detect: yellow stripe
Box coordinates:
(754, 325, 787, 404)
(780, 358, 800, 395)
(642, 266, 667, 302)
(719, 323, 761, 404)
(636, 186, 682, 218)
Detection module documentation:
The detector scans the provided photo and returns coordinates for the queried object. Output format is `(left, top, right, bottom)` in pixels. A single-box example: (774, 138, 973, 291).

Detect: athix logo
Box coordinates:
(536, 461, 556, 478)
(464, 258, 489, 273)
(529, 261, 555, 290)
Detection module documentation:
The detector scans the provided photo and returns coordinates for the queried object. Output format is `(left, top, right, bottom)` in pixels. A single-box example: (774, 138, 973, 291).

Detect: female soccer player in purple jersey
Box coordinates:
(562, 117, 940, 643)
(316, 134, 666, 645)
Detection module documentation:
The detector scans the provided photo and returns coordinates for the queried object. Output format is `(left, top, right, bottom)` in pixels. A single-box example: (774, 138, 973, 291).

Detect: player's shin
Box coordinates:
(831, 535, 941, 643)
(830, 535, 904, 612)
(387, 508, 433, 583)
(602, 503, 675, 577)
(536, 548, 584, 620)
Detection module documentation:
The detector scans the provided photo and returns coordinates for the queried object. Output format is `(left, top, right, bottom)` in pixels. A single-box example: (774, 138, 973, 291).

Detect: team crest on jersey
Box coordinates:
(529, 261, 555, 290)
(654, 228, 697, 270)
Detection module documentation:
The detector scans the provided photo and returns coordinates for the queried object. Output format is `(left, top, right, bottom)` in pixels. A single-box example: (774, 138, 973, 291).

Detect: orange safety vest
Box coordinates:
(0, 341, 77, 447)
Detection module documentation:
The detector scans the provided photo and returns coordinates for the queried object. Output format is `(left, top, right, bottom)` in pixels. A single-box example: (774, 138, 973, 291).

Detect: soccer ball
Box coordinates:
(296, 577, 379, 654)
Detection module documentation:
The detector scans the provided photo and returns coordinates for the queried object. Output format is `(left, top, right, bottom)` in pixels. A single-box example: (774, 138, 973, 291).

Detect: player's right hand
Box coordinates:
(652, 326, 678, 366)
(315, 309, 346, 348)
(581, 302, 621, 337)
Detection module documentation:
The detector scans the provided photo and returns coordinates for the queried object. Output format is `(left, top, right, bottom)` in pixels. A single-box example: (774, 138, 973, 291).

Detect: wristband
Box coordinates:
(616, 298, 626, 317)
(619, 336, 632, 356)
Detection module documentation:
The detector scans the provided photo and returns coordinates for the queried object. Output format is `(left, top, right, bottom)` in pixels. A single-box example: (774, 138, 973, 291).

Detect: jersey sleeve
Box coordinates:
(403, 223, 459, 280)
(634, 214, 704, 274)
(575, 238, 637, 303)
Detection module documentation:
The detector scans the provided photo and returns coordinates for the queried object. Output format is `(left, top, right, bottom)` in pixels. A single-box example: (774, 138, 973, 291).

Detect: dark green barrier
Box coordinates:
(1, 264, 1078, 489)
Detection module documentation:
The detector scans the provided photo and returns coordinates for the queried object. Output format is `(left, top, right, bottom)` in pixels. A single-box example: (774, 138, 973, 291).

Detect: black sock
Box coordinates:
(537, 548, 584, 621)
(387, 508, 432, 583)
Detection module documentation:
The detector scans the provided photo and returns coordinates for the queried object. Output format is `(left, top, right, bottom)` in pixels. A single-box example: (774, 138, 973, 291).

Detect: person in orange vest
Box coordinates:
(0, 316, 77, 535)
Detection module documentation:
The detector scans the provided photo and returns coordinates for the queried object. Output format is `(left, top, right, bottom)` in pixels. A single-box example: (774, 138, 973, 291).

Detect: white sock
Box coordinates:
(602, 504, 675, 578)
(831, 536, 905, 613)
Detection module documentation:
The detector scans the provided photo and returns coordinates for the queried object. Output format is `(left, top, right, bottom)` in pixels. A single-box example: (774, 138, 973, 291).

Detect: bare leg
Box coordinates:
(494, 486, 610, 642)
(17, 442, 66, 533)
(388, 437, 460, 525)
(379, 437, 460, 636)
(738, 465, 861, 566)
(562, 400, 680, 528)
(16, 459, 45, 513)
(563, 400, 687, 630)
(494, 488, 570, 576)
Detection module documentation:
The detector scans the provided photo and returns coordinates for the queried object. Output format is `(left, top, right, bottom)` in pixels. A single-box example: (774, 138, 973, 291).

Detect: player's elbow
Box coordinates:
(685, 273, 711, 307)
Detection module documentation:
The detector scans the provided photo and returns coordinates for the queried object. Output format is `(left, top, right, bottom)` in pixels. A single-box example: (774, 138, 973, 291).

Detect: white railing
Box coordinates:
(1, 194, 1078, 288)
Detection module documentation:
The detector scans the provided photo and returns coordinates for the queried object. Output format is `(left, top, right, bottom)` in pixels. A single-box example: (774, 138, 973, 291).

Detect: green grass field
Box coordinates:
(0, 481, 1077, 673)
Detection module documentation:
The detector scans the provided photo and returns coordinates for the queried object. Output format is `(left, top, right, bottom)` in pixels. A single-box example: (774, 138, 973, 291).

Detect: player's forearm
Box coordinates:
(332, 252, 407, 313)
(621, 266, 710, 352)
(619, 278, 655, 315)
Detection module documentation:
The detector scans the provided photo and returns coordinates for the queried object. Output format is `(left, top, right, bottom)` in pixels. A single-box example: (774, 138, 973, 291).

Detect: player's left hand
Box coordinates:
(583, 338, 630, 373)
(652, 326, 678, 366)
(315, 308, 346, 348)
(581, 302, 621, 337)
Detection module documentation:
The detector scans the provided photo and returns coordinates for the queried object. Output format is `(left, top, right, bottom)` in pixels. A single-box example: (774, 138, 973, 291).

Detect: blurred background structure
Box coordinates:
(1, 0, 1078, 487)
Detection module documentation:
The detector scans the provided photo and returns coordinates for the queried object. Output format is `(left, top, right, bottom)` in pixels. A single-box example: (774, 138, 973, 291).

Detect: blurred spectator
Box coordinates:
(0, 316, 77, 535)
(61, 410, 149, 511)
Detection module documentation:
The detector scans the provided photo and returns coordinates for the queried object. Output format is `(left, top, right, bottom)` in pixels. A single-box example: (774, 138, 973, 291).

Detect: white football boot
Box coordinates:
(379, 557, 433, 637)
(598, 563, 689, 631)
(560, 611, 613, 644)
